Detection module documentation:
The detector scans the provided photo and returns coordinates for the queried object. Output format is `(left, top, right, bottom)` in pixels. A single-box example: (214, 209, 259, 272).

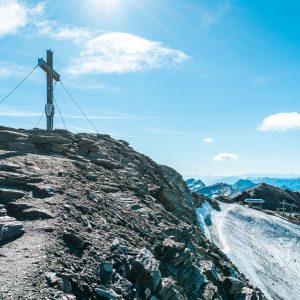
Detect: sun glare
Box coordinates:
(84, 0, 123, 16)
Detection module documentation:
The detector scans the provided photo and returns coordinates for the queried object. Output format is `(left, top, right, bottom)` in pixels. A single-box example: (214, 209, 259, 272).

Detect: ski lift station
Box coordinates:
(244, 198, 265, 205)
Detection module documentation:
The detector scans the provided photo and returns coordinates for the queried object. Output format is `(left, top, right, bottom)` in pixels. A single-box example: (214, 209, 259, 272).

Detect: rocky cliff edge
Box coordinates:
(0, 125, 265, 300)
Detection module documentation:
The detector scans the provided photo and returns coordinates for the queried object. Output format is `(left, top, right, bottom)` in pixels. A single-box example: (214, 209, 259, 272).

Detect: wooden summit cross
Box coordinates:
(38, 50, 60, 131)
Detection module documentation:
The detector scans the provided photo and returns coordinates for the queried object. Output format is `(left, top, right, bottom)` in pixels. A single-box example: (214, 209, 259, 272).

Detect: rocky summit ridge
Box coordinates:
(0, 125, 265, 300)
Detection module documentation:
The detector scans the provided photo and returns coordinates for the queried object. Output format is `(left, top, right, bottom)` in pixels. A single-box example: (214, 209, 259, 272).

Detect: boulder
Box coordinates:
(0, 189, 26, 204)
(129, 248, 161, 292)
(28, 134, 72, 145)
(63, 229, 87, 250)
(95, 288, 120, 300)
(7, 202, 33, 216)
(0, 130, 28, 142)
(0, 208, 7, 216)
(0, 218, 24, 243)
(5, 142, 35, 151)
(100, 185, 120, 193)
(99, 261, 113, 284)
(223, 277, 244, 297)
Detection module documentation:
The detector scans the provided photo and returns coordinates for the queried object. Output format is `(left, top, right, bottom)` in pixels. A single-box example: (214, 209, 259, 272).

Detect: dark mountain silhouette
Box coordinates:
(232, 183, 300, 211)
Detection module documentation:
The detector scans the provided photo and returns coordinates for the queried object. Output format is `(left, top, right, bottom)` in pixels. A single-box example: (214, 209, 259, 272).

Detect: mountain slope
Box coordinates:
(232, 183, 300, 211)
(0, 125, 264, 300)
(196, 183, 238, 198)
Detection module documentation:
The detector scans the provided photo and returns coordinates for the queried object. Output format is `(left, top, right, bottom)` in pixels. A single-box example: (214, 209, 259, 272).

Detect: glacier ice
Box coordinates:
(208, 203, 300, 300)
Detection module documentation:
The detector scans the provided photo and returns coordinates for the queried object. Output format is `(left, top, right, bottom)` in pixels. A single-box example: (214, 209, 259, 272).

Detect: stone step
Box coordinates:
(0, 222, 24, 242)
(0, 217, 24, 243)
(0, 208, 7, 216)
(0, 188, 26, 204)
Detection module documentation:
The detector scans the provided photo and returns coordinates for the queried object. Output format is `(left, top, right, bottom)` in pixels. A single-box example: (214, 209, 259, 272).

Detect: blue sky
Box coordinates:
(1, 0, 300, 177)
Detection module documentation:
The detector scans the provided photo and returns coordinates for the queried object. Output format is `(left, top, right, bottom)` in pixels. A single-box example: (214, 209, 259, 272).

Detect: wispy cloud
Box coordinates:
(0, 110, 155, 121)
(0, 67, 10, 78)
(258, 112, 300, 132)
(62, 80, 123, 93)
(213, 153, 239, 161)
(252, 76, 268, 86)
(0, 110, 41, 117)
(66, 32, 189, 75)
(203, 137, 215, 144)
(0, 63, 31, 79)
(145, 127, 199, 137)
(0, 0, 43, 37)
(36, 21, 93, 42)
(198, 0, 230, 29)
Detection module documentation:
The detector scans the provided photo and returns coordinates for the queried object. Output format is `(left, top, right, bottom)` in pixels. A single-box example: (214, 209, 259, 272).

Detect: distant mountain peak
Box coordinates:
(185, 178, 206, 192)
(232, 179, 256, 192)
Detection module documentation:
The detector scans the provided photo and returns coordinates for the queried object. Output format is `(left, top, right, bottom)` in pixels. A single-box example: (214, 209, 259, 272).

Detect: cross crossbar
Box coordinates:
(38, 58, 60, 81)
(38, 50, 60, 131)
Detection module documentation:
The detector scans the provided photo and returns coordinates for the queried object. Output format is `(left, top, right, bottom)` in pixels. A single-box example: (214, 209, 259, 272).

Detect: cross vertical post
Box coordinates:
(38, 49, 60, 131)
(46, 50, 54, 131)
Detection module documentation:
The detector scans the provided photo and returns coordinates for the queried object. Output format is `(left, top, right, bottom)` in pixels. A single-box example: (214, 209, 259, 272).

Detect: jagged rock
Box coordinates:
(100, 185, 120, 193)
(92, 159, 122, 170)
(28, 134, 72, 145)
(0, 130, 28, 141)
(110, 238, 120, 250)
(17, 207, 54, 220)
(99, 261, 114, 284)
(45, 272, 60, 286)
(159, 278, 183, 300)
(50, 143, 70, 153)
(129, 248, 161, 292)
(0, 162, 22, 172)
(223, 277, 244, 297)
(7, 202, 54, 220)
(95, 288, 120, 300)
(63, 229, 87, 249)
(7, 202, 33, 216)
(59, 278, 72, 293)
(0, 208, 7, 216)
(5, 142, 35, 151)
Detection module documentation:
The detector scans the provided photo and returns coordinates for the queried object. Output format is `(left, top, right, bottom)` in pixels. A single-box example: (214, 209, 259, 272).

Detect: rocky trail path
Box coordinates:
(0, 221, 53, 299)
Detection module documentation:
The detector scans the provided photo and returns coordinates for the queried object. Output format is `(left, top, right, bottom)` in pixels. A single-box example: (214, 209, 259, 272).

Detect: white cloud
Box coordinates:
(203, 137, 215, 144)
(213, 153, 239, 161)
(37, 21, 93, 41)
(145, 127, 199, 137)
(0, 0, 43, 37)
(66, 32, 189, 74)
(258, 112, 300, 132)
